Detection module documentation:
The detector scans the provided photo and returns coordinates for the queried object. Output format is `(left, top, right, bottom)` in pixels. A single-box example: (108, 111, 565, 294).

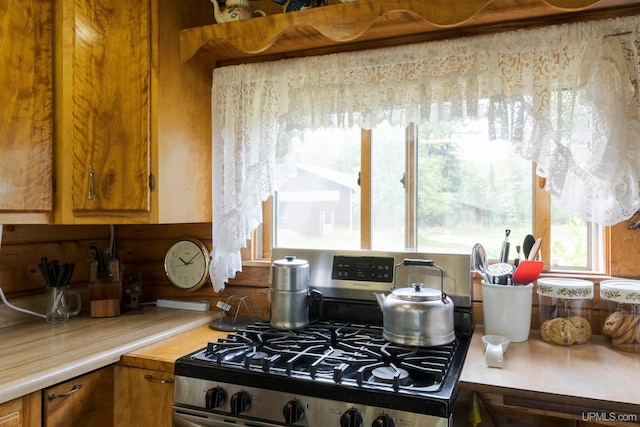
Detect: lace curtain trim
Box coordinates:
(209, 15, 640, 292)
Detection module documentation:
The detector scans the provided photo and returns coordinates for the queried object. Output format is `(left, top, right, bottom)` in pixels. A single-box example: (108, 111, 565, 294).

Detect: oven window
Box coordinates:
(270, 119, 604, 272)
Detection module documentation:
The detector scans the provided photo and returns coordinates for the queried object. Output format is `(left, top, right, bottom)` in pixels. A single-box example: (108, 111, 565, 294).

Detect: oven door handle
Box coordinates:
(174, 406, 282, 427)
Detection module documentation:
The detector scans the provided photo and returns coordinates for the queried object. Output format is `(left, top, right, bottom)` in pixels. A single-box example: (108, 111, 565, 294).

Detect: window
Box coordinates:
(271, 120, 605, 273)
(273, 127, 361, 250)
(550, 199, 604, 272)
(209, 17, 638, 289)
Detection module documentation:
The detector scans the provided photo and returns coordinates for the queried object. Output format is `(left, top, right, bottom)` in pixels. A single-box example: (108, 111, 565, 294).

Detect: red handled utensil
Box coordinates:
(512, 260, 543, 285)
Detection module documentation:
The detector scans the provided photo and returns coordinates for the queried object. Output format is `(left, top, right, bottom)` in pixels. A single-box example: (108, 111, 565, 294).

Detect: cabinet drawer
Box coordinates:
(43, 367, 113, 427)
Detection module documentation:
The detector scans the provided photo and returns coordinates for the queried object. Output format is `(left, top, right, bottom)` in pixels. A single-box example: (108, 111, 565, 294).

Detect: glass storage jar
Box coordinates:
(600, 279, 640, 353)
(537, 278, 594, 346)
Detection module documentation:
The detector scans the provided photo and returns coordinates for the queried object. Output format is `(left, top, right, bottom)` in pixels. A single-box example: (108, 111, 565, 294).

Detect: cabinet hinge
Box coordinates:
(149, 173, 156, 191)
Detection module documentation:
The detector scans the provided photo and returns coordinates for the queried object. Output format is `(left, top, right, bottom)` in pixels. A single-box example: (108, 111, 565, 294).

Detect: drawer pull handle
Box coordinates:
(48, 383, 82, 401)
(144, 374, 174, 384)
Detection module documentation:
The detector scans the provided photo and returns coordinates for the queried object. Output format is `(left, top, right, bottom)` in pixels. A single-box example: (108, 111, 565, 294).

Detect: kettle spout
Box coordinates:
(373, 292, 386, 309)
(211, 0, 224, 23)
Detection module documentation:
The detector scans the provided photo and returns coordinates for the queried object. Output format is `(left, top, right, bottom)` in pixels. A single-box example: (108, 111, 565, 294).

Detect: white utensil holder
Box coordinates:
(482, 281, 533, 342)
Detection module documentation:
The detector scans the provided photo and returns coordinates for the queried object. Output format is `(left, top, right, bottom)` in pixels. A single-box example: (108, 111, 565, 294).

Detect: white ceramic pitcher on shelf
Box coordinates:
(211, 0, 266, 23)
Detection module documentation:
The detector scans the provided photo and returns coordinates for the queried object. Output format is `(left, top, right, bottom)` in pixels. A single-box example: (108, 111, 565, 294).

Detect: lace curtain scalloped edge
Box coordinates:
(208, 15, 640, 292)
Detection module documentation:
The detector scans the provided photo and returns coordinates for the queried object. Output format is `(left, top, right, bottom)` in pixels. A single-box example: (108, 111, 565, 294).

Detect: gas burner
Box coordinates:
(372, 365, 410, 384)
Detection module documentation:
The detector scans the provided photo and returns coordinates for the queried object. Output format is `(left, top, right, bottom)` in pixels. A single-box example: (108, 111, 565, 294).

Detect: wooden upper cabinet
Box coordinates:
(0, 0, 53, 223)
(55, 0, 151, 222)
(69, 1, 151, 214)
(54, 0, 212, 224)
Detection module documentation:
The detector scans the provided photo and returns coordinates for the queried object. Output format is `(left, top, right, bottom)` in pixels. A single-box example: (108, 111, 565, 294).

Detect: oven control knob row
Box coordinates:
(230, 391, 252, 415)
(283, 399, 305, 424)
(205, 386, 226, 409)
(372, 414, 395, 427)
(340, 408, 363, 427)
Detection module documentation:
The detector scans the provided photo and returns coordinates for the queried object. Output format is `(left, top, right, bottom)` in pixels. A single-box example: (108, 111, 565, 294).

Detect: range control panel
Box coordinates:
(331, 256, 395, 283)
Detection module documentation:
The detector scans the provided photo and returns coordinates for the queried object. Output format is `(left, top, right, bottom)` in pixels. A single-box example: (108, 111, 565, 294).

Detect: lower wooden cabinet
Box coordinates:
(0, 393, 40, 427)
(114, 365, 174, 427)
(454, 389, 633, 427)
(42, 366, 114, 427)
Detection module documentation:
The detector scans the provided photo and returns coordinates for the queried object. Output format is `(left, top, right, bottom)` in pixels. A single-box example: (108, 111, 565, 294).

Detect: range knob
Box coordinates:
(340, 408, 363, 427)
(205, 386, 226, 409)
(230, 391, 251, 415)
(283, 400, 305, 424)
(372, 414, 395, 427)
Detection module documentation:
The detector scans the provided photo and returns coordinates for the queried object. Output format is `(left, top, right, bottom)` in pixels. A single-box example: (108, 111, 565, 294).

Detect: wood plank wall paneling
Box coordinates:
(116, 224, 270, 320)
(0, 225, 111, 295)
(2, 221, 640, 330)
(610, 220, 640, 278)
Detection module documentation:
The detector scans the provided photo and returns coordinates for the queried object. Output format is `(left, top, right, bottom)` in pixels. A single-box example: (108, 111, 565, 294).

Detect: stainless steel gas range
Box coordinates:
(173, 248, 473, 427)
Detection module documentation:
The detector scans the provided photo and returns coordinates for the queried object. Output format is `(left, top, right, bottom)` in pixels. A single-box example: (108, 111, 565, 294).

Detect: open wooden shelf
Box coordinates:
(180, 0, 640, 66)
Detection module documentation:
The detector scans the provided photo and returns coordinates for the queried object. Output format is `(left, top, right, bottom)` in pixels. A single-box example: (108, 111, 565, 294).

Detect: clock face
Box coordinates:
(164, 239, 210, 291)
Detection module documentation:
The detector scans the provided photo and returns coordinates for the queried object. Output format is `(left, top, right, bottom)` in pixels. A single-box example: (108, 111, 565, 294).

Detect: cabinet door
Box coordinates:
(0, 393, 40, 427)
(114, 365, 174, 427)
(63, 0, 151, 214)
(43, 367, 113, 427)
(0, 0, 53, 213)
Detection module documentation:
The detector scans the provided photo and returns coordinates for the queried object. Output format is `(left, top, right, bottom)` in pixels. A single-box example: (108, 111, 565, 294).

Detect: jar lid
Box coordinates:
(272, 256, 308, 268)
(536, 278, 594, 299)
(600, 279, 640, 304)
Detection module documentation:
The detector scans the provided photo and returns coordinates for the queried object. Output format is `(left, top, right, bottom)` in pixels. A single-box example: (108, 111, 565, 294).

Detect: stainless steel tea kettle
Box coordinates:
(374, 259, 455, 346)
(269, 256, 322, 329)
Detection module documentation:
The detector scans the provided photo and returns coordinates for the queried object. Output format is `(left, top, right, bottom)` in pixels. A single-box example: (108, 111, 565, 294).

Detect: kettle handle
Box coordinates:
(402, 258, 435, 267)
(394, 259, 447, 303)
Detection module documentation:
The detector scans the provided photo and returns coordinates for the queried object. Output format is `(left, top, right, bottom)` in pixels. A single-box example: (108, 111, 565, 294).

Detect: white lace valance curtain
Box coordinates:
(209, 15, 640, 292)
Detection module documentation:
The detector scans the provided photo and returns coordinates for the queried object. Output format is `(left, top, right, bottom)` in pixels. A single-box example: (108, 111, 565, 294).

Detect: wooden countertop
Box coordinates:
(14, 313, 636, 416)
(118, 323, 229, 372)
(459, 326, 640, 414)
(121, 323, 640, 417)
(0, 307, 214, 404)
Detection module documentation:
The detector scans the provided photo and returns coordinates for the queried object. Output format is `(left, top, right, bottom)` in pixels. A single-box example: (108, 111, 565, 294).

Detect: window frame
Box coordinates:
(256, 123, 610, 276)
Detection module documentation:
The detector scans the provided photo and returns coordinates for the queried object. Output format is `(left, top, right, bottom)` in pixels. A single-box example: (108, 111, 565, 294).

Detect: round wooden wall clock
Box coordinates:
(163, 238, 210, 291)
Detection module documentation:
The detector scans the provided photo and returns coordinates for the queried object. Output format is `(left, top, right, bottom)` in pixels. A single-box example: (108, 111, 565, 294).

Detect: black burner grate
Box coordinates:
(193, 322, 457, 395)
